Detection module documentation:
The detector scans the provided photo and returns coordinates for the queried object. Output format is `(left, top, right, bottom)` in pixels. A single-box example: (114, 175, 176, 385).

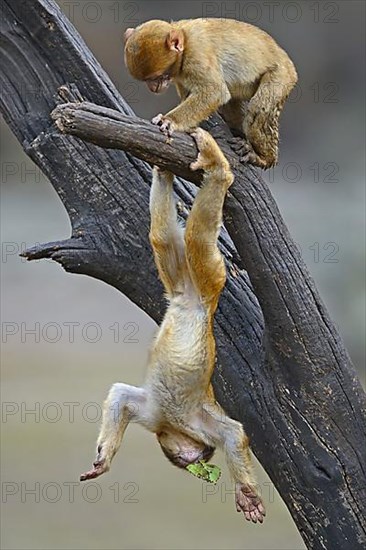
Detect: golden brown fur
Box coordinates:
(124, 18, 297, 168)
(80, 129, 265, 523)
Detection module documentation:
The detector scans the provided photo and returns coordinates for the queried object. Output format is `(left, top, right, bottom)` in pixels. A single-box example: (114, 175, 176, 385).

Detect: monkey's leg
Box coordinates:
(149, 167, 188, 297)
(185, 129, 233, 307)
(198, 404, 266, 523)
(219, 98, 246, 136)
(243, 66, 296, 168)
(220, 99, 258, 159)
(80, 384, 146, 481)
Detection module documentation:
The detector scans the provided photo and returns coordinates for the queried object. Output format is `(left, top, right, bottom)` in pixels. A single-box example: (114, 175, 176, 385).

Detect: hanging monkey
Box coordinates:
(80, 129, 265, 523)
(124, 18, 297, 168)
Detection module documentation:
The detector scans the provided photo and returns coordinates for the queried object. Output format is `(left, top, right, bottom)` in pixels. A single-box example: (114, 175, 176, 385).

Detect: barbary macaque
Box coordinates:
(80, 129, 265, 523)
(124, 18, 297, 168)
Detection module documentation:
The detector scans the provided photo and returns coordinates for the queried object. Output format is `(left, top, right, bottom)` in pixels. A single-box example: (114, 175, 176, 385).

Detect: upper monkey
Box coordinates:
(124, 18, 297, 168)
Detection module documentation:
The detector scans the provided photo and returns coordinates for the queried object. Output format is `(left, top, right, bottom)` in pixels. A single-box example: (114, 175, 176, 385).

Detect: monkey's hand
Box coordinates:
(235, 483, 266, 523)
(152, 113, 175, 136)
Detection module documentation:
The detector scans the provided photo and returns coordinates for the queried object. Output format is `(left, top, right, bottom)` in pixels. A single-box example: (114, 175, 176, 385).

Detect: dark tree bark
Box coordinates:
(0, 1, 365, 548)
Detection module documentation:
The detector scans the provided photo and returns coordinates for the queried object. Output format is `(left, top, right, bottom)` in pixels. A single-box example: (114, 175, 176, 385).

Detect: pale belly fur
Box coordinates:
(143, 296, 212, 427)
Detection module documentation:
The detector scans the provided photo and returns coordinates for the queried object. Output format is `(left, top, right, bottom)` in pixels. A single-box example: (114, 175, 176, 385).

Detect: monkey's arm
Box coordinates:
(175, 82, 189, 101)
(80, 383, 147, 481)
(153, 77, 231, 133)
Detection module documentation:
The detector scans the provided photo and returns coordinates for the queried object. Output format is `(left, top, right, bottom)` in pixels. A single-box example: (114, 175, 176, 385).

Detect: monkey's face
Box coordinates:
(157, 430, 215, 469)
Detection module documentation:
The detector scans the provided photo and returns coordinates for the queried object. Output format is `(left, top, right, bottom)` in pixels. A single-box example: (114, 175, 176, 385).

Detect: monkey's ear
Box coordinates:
(124, 28, 135, 43)
(166, 29, 184, 53)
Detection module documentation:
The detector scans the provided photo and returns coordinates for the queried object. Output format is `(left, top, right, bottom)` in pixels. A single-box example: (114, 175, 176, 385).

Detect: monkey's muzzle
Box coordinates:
(146, 75, 171, 94)
(159, 441, 216, 469)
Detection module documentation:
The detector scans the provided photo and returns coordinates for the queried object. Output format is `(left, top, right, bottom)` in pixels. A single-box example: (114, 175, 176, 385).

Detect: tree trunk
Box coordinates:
(0, 1, 365, 548)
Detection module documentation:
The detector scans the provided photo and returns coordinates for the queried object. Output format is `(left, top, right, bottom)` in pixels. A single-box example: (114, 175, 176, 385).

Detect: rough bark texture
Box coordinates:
(0, 1, 365, 548)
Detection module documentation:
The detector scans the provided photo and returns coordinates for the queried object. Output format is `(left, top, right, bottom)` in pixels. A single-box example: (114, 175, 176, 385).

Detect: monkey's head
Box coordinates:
(124, 20, 184, 94)
(157, 429, 215, 469)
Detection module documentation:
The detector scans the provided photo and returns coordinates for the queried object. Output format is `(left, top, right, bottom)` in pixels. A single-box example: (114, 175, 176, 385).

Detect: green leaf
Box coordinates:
(207, 464, 221, 483)
(186, 460, 221, 484)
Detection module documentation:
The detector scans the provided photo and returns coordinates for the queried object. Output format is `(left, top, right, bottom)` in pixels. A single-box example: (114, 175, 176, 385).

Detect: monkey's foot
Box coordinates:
(80, 458, 109, 481)
(235, 483, 266, 523)
(229, 136, 253, 157)
(229, 137, 269, 169)
(152, 113, 174, 136)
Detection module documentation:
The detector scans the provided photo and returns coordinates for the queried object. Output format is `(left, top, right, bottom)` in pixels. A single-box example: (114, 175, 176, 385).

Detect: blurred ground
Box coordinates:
(1, 1, 365, 549)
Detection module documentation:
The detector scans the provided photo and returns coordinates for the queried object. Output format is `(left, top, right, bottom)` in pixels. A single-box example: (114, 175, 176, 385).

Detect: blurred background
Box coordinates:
(1, 1, 365, 549)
